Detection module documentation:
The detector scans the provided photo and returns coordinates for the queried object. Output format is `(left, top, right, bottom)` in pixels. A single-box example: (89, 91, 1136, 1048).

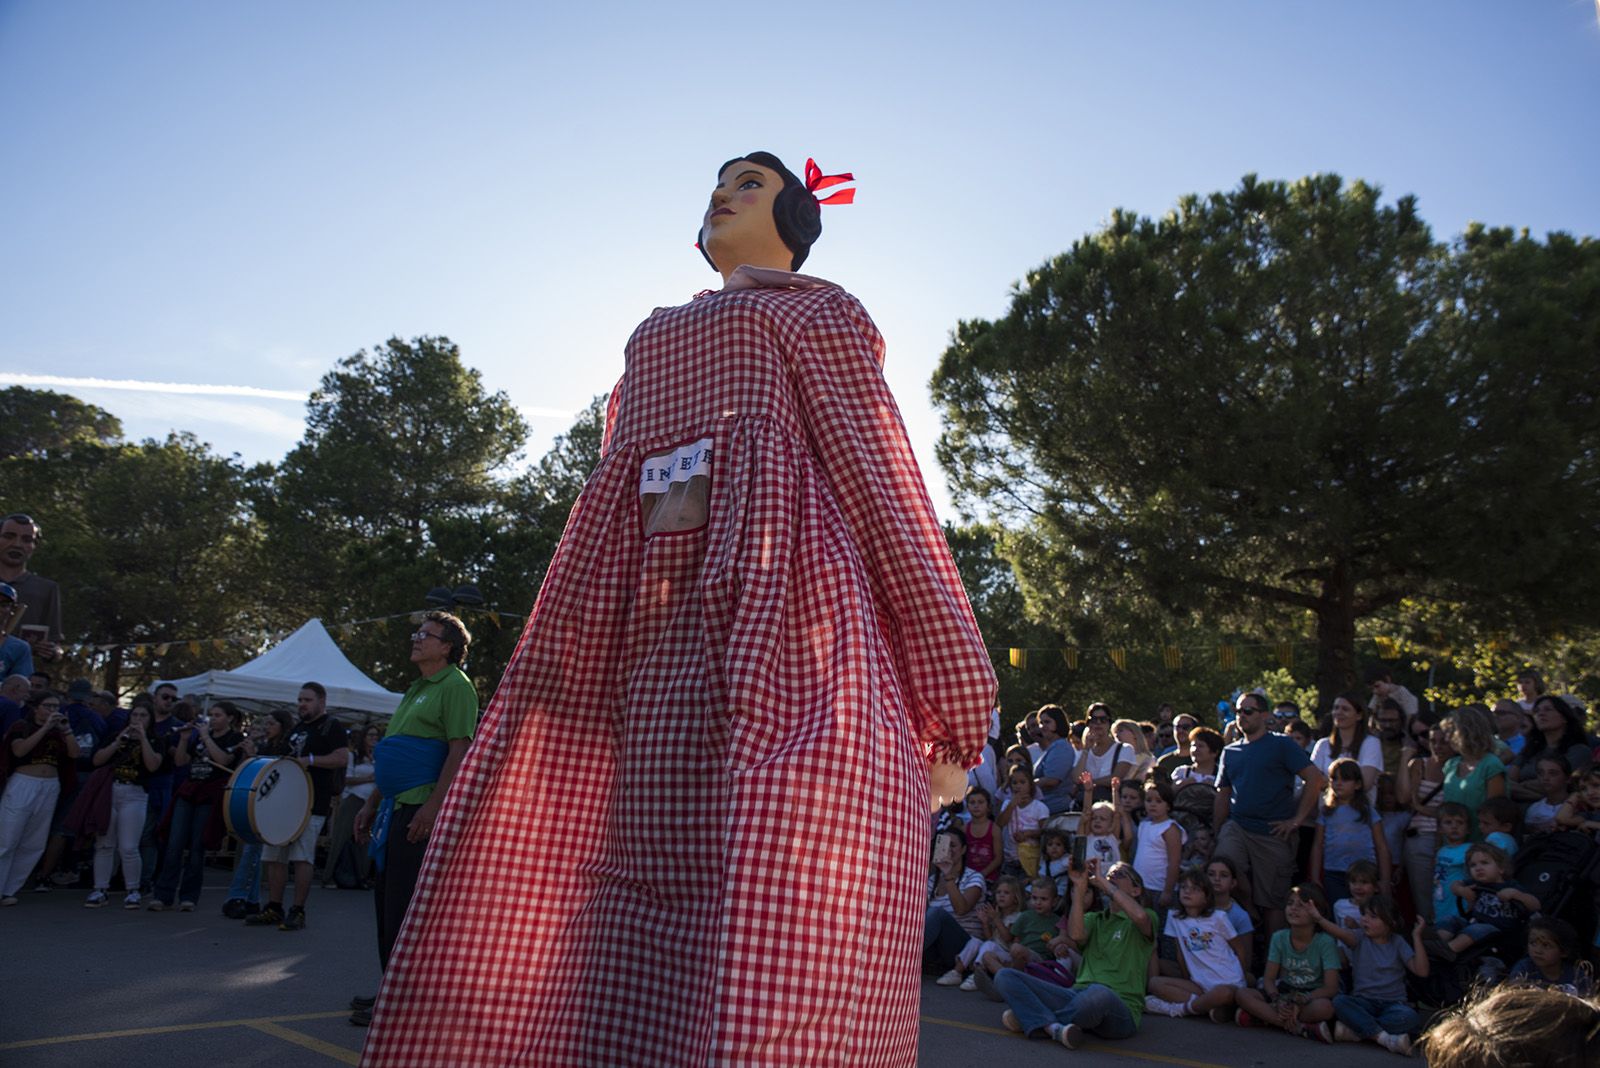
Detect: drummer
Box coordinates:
(246, 681, 347, 932)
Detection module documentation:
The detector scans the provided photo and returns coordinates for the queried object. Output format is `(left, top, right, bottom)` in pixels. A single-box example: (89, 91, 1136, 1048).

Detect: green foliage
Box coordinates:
(933, 173, 1600, 708)
(0, 387, 122, 459)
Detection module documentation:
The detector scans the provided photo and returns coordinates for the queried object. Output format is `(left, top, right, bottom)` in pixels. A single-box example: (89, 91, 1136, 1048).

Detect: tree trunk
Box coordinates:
(106, 645, 123, 699)
(1313, 560, 1359, 715)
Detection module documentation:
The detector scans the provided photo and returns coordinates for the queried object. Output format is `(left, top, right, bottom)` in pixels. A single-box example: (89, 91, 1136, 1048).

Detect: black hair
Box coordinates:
(1364, 665, 1394, 685)
(1478, 795, 1520, 832)
(1360, 893, 1403, 933)
(300, 681, 327, 701)
(1524, 695, 1588, 761)
(1527, 915, 1581, 960)
(1037, 703, 1068, 736)
(1346, 859, 1380, 885)
(212, 700, 245, 730)
(697, 152, 821, 272)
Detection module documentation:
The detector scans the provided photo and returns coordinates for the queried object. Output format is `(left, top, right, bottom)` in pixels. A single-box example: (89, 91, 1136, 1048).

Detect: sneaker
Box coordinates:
(31, 880, 51, 893)
(1001, 1009, 1022, 1034)
(349, 1008, 371, 1027)
(1334, 1021, 1361, 1043)
(245, 904, 285, 926)
(279, 906, 306, 931)
(146, 899, 167, 911)
(1058, 1023, 1083, 1050)
(1235, 1009, 1257, 1028)
(221, 898, 248, 919)
(349, 995, 376, 1010)
(177, 901, 195, 912)
(1144, 995, 1187, 1018)
(959, 973, 978, 992)
(84, 890, 109, 908)
(242, 901, 262, 917)
(1302, 1021, 1333, 1044)
(935, 968, 963, 987)
(971, 967, 1003, 1002)
(1209, 1006, 1235, 1024)
(0, 896, 16, 907)
(1376, 1031, 1413, 1056)
(122, 892, 142, 910)
(50, 870, 79, 888)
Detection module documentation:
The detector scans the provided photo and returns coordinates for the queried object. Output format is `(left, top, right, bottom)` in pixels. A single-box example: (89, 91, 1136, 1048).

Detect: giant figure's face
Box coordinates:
(701, 160, 790, 276)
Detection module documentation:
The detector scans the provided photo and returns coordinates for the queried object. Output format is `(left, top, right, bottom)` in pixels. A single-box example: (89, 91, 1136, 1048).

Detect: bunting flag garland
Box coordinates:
(1374, 636, 1401, 660)
(1108, 648, 1127, 672)
(1219, 645, 1237, 670)
(1008, 648, 1028, 670)
(1061, 647, 1079, 670)
(1162, 645, 1182, 670)
(187, 641, 201, 656)
(1275, 642, 1294, 669)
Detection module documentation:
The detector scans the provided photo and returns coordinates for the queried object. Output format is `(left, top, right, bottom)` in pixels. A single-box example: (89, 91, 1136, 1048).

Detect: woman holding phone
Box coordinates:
(0, 691, 80, 904)
(924, 826, 985, 975)
(85, 704, 164, 908)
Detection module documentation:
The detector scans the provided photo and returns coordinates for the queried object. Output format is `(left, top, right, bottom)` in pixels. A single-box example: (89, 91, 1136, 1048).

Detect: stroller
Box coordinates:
(1411, 830, 1600, 1009)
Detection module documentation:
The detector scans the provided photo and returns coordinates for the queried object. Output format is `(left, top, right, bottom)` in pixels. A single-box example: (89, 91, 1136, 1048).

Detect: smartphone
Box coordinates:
(19, 624, 48, 644)
(932, 832, 955, 867)
(1071, 835, 1088, 870)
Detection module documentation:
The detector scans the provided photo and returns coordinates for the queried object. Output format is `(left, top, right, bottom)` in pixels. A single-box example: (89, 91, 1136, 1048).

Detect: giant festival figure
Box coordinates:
(359, 151, 997, 1067)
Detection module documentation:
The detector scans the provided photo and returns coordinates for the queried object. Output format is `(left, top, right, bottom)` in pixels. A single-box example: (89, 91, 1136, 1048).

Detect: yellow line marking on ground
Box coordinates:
(919, 1015, 1230, 1068)
(246, 1020, 361, 1065)
(0, 1011, 347, 1050)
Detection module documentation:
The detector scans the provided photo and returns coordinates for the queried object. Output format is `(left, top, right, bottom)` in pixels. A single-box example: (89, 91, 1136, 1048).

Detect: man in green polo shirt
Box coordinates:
(350, 610, 479, 1026)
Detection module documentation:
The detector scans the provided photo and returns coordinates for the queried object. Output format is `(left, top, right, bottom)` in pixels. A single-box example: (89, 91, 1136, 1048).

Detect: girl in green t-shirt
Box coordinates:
(1234, 883, 1341, 1043)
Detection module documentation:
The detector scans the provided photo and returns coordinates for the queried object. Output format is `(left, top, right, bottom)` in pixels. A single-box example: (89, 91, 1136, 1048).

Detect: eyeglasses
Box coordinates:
(410, 630, 444, 642)
(1238, 705, 1268, 715)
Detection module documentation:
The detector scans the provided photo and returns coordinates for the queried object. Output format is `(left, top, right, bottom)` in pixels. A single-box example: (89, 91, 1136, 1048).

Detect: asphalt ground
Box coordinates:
(2, 868, 1419, 1066)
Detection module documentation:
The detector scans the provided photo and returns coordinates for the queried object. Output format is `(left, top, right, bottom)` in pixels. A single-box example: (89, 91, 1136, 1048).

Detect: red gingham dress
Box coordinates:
(359, 267, 996, 1067)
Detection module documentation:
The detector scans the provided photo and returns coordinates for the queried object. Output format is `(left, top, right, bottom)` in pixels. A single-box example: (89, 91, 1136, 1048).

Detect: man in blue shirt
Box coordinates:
(1213, 692, 1325, 933)
(1033, 704, 1077, 815)
(0, 583, 35, 680)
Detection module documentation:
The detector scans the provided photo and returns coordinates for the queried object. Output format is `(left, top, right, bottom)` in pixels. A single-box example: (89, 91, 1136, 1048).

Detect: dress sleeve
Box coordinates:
(790, 291, 997, 768)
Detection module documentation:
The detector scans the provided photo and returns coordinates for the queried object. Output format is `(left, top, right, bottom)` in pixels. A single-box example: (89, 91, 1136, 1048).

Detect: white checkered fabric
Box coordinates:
(360, 270, 996, 1067)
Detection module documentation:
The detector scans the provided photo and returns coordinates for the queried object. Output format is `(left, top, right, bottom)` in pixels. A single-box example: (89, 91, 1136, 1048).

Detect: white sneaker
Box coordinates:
(959, 973, 978, 992)
(0, 895, 18, 907)
(1334, 1021, 1361, 1043)
(1376, 1031, 1413, 1056)
(123, 892, 142, 910)
(146, 899, 166, 911)
(1001, 1009, 1022, 1033)
(84, 890, 109, 908)
(178, 901, 195, 912)
(1143, 995, 1187, 1018)
(935, 968, 963, 987)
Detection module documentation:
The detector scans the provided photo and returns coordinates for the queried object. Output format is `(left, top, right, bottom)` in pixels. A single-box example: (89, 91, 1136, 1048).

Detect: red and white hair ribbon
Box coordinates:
(805, 158, 856, 206)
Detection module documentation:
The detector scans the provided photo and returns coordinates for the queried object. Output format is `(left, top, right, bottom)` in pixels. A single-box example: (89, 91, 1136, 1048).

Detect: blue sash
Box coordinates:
(368, 736, 448, 872)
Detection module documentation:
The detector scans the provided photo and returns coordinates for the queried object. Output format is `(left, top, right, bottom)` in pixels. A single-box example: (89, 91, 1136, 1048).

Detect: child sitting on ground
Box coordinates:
(1315, 894, 1429, 1056)
(1476, 796, 1521, 860)
(1333, 859, 1380, 932)
(1522, 753, 1571, 835)
(1005, 879, 1066, 970)
(1144, 869, 1245, 1021)
(1204, 856, 1254, 981)
(1235, 883, 1342, 1043)
(1429, 842, 1540, 961)
(937, 876, 1025, 992)
(1506, 915, 1594, 995)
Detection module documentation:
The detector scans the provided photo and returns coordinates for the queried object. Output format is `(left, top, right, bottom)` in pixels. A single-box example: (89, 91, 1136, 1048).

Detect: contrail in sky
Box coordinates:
(1, 373, 307, 401)
(1, 373, 573, 419)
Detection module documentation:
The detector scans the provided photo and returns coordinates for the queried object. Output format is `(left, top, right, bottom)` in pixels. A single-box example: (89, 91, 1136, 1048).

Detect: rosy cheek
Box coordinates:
(738, 193, 759, 205)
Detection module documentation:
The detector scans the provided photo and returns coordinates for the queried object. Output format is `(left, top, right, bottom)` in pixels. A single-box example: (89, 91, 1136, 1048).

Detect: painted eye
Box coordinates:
(738, 179, 761, 191)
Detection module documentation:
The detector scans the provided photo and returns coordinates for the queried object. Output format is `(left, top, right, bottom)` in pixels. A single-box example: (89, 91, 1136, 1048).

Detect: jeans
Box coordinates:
(138, 781, 173, 893)
(1332, 993, 1420, 1039)
(923, 909, 973, 972)
(227, 841, 262, 903)
(92, 783, 147, 892)
(994, 970, 1138, 1039)
(154, 797, 212, 906)
(1435, 916, 1499, 946)
(1402, 829, 1436, 923)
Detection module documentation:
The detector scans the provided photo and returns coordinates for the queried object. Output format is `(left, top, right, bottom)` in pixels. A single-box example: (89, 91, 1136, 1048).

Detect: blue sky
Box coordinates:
(4, 1, 1597, 517)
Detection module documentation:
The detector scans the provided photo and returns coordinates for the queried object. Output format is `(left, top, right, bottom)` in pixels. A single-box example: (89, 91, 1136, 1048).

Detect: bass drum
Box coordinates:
(224, 756, 312, 847)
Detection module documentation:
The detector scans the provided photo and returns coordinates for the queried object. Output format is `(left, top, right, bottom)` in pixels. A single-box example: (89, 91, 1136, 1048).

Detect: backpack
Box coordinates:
(1173, 782, 1218, 832)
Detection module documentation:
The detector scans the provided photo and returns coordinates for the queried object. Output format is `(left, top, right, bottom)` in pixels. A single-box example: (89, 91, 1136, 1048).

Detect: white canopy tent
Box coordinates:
(157, 618, 404, 718)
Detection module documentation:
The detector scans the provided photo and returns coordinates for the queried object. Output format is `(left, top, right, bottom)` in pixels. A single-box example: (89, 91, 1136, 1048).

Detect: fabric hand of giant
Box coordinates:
(928, 760, 966, 813)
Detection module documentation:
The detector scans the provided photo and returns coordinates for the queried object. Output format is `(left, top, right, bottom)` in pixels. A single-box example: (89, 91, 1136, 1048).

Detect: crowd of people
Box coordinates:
(926, 669, 1600, 1059)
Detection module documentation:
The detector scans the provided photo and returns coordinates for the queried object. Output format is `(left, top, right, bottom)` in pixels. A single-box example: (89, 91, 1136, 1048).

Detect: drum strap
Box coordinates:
(368, 736, 449, 871)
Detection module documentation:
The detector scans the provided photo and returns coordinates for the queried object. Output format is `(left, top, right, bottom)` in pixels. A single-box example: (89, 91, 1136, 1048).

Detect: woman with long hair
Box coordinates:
(1508, 694, 1593, 800)
(1309, 692, 1383, 804)
(0, 691, 80, 904)
(150, 702, 244, 911)
(1112, 719, 1154, 782)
